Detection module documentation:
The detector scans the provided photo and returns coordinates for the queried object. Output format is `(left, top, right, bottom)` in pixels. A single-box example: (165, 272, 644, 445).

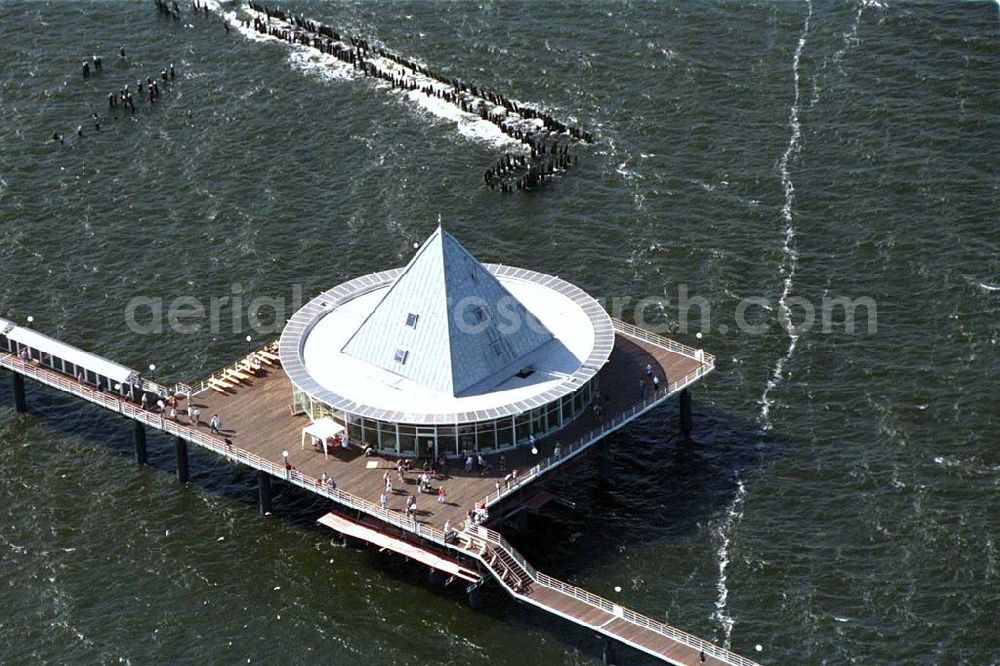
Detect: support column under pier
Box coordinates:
(467, 582, 483, 609)
(258, 470, 272, 515)
(134, 421, 148, 465)
(679, 388, 692, 441)
(175, 437, 189, 483)
(12, 373, 26, 413)
(601, 635, 618, 665)
(595, 442, 612, 488)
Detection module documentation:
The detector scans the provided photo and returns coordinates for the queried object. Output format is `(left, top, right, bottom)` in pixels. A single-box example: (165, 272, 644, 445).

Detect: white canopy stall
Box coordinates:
(0, 319, 139, 394)
(300, 416, 347, 459)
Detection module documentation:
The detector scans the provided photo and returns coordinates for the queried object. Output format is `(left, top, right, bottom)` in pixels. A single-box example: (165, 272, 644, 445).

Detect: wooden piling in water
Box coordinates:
(175, 437, 189, 482)
(134, 421, 148, 465)
(602, 635, 618, 665)
(680, 388, 692, 440)
(12, 373, 26, 413)
(258, 469, 272, 515)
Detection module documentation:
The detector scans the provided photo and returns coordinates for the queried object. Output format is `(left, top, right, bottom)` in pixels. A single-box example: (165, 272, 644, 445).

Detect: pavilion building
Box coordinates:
(279, 226, 615, 459)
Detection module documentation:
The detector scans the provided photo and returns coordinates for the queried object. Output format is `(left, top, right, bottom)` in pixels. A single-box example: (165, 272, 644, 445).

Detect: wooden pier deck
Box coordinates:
(188, 325, 707, 530)
(0, 322, 760, 666)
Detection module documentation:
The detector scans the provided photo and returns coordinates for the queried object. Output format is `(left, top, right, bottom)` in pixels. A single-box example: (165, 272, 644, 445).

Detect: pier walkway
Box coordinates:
(0, 322, 758, 666)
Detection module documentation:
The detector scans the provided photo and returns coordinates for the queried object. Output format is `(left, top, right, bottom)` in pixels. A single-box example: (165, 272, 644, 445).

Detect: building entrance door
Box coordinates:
(416, 428, 436, 459)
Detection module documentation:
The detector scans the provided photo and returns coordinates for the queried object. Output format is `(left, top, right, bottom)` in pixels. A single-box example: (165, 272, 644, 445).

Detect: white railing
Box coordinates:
(479, 361, 713, 510)
(467, 522, 755, 666)
(1, 350, 753, 666)
(188, 341, 278, 396)
(611, 318, 716, 366)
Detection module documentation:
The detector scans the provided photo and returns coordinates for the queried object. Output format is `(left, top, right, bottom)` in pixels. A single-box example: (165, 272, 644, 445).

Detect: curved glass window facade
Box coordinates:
(294, 379, 595, 459)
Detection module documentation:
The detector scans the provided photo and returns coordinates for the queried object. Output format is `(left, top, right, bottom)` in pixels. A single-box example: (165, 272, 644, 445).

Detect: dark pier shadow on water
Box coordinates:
(0, 375, 783, 665)
(500, 399, 796, 574)
(0, 372, 347, 523)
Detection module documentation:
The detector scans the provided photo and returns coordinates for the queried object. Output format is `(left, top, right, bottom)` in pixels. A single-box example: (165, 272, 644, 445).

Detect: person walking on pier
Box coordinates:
(209, 413, 221, 434)
(379, 491, 387, 509)
(443, 520, 454, 543)
(436, 485, 447, 503)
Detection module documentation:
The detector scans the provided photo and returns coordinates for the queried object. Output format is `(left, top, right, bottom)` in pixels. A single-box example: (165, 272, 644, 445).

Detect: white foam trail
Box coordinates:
(218, 3, 541, 152)
(403, 89, 523, 148)
(760, 0, 812, 430)
(712, 478, 747, 647)
(833, 3, 864, 64)
(286, 47, 356, 82)
(977, 282, 1000, 291)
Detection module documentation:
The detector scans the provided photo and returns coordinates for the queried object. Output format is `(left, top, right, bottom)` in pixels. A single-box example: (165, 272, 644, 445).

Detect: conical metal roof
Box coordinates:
(340, 227, 554, 396)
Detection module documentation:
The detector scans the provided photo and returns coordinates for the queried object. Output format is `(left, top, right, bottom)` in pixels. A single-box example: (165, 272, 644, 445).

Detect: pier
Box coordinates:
(0, 317, 756, 666)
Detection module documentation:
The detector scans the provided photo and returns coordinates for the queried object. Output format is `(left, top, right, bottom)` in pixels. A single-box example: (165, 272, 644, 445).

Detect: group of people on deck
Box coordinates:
(312, 433, 350, 455)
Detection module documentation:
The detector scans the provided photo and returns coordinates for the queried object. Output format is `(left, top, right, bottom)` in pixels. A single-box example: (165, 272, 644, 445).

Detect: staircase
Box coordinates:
(483, 544, 533, 594)
(456, 524, 758, 666)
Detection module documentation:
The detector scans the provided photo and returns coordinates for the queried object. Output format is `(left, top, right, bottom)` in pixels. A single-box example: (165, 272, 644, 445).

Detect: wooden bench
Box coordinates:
(223, 368, 251, 382)
(256, 351, 280, 363)
(208, 377, 235, 390)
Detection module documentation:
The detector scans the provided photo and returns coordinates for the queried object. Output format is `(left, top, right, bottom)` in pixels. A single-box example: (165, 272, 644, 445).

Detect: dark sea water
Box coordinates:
(1, 1, 998, 664)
